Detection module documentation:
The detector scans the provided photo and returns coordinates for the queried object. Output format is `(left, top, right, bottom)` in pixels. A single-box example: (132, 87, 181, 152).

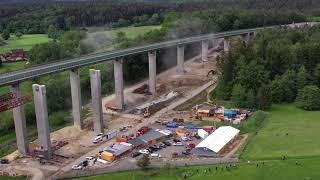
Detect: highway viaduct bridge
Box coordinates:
(0, 23, 313, 158)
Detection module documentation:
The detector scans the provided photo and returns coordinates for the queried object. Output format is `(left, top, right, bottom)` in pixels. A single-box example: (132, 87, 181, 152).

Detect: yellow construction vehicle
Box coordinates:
(143, 106, 150, 118)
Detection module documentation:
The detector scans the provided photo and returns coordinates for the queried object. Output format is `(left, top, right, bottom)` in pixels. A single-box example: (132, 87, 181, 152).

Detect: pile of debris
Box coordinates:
(132, 84, 151, 95)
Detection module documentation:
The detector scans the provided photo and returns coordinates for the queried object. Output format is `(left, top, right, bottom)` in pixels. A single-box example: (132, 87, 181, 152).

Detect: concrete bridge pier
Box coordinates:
(89, 69, 104, 133)
(201, 40, 209, 62)
(11, 83, 28, 154)
(32, 84, 52, 159)
(70, 68, 83, 129)
(177, 45, 185, 74)
(113, 58, 124, 110)
(241, 33, 250, 45)
(148, 51, 157, 94)
(224, 37, 230, 52)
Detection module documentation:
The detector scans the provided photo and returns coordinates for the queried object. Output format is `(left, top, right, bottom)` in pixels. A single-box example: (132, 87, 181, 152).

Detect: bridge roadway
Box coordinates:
(0, 27, 265, 86)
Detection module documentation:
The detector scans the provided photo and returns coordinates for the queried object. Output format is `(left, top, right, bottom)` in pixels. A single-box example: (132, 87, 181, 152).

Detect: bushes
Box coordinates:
(49, 111, 69, 127)
(237, 111, 268, 134)
(296, 85, 320, 110)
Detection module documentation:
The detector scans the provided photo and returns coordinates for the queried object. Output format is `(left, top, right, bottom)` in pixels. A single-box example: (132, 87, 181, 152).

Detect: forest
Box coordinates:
(1, 0, 320, 34)
(212, 26, 320, 110)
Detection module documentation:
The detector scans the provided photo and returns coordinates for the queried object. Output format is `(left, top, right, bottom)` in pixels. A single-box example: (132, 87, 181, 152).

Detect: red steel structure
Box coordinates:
(0, 92, 31, 112)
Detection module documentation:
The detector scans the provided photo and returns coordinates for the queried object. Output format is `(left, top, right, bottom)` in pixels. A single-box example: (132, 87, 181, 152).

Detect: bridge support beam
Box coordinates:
(224, 37, 230, 52)
(11, 83, 28, 155)
(148, 51, 157, 94)
(70, 68, 83, 129)
(32, 84, 52, 159)
(113, 59, 124, 110)
(90, 69, 104, 133)
(177, 45, 185, 74)
(201, 40, 209, 62)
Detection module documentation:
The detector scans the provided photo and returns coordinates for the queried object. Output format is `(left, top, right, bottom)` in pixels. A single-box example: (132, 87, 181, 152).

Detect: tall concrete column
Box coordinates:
(148, 51, 157, 94)
(201, 40, 209, 62)
(113, 59, 124, 110)
(177, 45, 185, 74)
(32, 84, 52, 159)
(90, 69, 104, 133)
(241, 33, 250, 45)
(70, 68, 83, 129)
(11, 83, 28, 154)
(224, 37, 230, 52)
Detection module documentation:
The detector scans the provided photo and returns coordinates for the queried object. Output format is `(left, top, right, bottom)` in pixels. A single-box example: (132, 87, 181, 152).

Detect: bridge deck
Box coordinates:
(0, 25, 284, 86)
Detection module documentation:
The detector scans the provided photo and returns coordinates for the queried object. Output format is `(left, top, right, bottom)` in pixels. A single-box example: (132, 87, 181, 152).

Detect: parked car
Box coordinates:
(173, 139, 181, 143)
(158, 142, 167, 148)
(152, 145, 161, 150)
(139, 149, 150, 154)
(150, 153, 161, 158)
(131, 152, 142, 158)
(163, 141, 172, 146)
(182, 136, 192, 141)
(72, 164, 82, 170)
(182, 150, 191, 155)
(85, 156, 94, 161)
(173, 142, 183, 146)
(0, 159, 9, 164)
(147, 147, 155, 153)
(93, 135, 103, 144)
(194, 134, 201, 139)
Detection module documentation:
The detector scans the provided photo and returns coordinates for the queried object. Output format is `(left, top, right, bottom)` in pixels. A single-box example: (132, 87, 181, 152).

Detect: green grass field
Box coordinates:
(88, 25, 161, 39)
(242, 104, 320, 160)
(110, 25, 161, 39)
(0, 34, 51, 53)
(75, 158, 320, 180)
(0, 61, 27, 73)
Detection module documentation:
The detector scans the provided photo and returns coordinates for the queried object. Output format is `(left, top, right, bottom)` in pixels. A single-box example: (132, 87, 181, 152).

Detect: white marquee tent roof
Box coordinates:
(196, 126, 240, 153)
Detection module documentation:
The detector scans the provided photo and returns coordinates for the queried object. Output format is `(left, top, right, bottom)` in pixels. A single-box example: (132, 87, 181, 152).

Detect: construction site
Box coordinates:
(0, 38, 249, 179)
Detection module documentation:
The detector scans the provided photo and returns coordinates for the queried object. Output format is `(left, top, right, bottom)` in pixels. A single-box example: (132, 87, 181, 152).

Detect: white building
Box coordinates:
(191, 126, 240, 156)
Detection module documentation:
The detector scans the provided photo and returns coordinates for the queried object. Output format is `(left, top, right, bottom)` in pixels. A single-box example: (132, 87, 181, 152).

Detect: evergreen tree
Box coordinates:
(246, 89, 256, 108)
(1, 29, 10, 40)
(256, 85, 272, 110)
(296, 66, 309, 90)
(231, 84, 247, 108)
(296, 85, 320, 110)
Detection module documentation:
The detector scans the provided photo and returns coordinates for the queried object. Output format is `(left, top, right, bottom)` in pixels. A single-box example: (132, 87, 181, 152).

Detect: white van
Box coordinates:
(93, 135, 103, 144)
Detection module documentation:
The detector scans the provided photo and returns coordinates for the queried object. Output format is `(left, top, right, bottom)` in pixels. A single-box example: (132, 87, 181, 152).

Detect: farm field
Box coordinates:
(0, 34, 51, 53)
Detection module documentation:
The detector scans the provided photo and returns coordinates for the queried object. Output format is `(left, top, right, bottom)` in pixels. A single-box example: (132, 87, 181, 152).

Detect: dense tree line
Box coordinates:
(1, 0, 319, 34)
(213, 25, 320, 110)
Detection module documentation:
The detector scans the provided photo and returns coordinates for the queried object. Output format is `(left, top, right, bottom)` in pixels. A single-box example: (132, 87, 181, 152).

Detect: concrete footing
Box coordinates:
(177, 45, 185, 73)
(70, 68, 83, 129)
(113, 59, 124, 110)
(148, 51, 157, 94)
(201, 40, 209, 62)
(11, 83, 28, 154)
(224, 37, 230, 52)
(32, 84, 52, 159)
(89, 69, 104, 133)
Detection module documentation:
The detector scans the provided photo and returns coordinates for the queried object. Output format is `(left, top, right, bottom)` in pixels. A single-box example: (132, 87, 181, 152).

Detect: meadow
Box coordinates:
(0, 34, 51, 53)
